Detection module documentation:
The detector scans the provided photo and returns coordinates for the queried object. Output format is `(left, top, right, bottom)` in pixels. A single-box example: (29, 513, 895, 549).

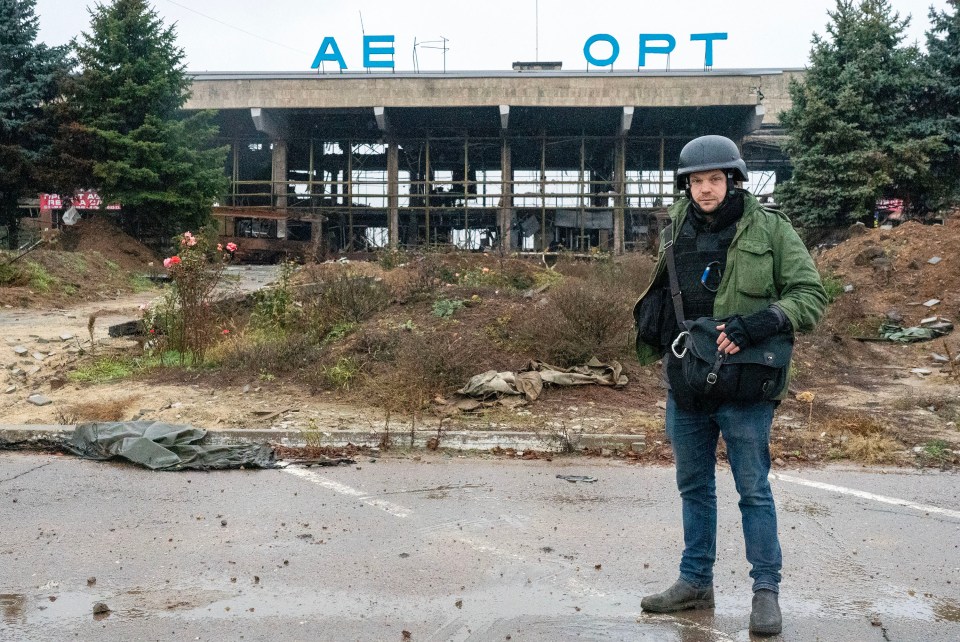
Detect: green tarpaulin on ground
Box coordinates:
(64, 421, 276, 471)
(880, 321, 953, 343)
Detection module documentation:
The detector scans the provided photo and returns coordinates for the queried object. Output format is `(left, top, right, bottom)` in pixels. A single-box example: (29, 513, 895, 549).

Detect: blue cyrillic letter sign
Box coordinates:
(311, 37, 347, 70)
(638, 34, 676, 67)
(690, 33, 727, 67)
(583, 34, 620, 67)
(364, 35, 395, 69)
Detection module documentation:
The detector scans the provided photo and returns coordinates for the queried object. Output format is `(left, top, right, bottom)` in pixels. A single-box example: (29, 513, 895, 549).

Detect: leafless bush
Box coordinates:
(319, 273, 391, 322)
(363, 328, 487, 425)
(350, 326, 400, 363)
(212, 331, 326, 376)
(517, 275, 636, 366)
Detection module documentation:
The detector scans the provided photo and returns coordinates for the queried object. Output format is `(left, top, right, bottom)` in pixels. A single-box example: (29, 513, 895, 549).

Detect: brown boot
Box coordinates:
(641, 579, 715, 613)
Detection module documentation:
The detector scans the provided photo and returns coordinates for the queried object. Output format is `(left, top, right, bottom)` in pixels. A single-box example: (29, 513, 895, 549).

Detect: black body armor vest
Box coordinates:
(672, 211, 738, 320)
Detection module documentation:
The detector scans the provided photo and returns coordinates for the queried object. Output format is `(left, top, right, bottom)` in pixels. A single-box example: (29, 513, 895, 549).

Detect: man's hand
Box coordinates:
(715, 323, 741, 355)
(716, 308, 787, 355)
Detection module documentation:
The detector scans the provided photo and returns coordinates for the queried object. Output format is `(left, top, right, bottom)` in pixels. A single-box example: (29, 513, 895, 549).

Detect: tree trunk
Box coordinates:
(0, 195, 21, 250)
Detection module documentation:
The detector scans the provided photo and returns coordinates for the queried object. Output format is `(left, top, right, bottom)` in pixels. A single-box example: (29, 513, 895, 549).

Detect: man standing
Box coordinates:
(633, 135, 827, 635)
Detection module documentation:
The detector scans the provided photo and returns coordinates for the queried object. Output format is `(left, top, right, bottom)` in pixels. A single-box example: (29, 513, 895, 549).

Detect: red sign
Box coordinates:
(40, 191, 121, 211)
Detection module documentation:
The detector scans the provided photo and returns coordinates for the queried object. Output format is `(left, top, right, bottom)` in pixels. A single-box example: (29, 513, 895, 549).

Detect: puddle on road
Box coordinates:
(933, 596, 960, 623)
(1, 593, 27, 624)
(0, 586, 230, 632)
(3, 582, 958, 638)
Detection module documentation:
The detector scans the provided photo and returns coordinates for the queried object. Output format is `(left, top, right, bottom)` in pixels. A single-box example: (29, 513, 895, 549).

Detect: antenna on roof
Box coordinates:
(414, 37, 450, 73)
(535, 0, 539, 62)
(359, 11, 369, 73)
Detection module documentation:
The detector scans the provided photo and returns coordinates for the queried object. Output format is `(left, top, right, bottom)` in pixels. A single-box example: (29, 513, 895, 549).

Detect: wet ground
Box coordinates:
(1, 453, 958, 641)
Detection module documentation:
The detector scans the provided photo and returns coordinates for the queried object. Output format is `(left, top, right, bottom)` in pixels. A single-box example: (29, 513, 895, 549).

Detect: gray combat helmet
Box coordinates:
(675, 135, 748, 190)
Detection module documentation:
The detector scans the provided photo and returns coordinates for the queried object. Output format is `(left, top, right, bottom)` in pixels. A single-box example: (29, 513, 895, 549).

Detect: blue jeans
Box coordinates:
(665, 393, 781, 594)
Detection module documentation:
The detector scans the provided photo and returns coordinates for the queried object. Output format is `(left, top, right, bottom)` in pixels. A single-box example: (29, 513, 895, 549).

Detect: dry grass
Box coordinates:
(821, 415, 902, 464)
(56, 396, 140, 423)
(839, 433, 901, 464)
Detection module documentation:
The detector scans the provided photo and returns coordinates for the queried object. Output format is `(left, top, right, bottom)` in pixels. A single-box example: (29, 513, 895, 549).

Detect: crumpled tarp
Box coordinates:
(880, 321, 953, 343)
(64, 421, 276, 471)
(457, 357, 628, 402)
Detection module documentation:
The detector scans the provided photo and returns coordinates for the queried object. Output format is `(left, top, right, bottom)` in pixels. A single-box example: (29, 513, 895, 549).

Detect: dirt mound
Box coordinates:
(816, 212, 960, 331)
(0, 247, 154, 308)
(62, 215, 159, 270)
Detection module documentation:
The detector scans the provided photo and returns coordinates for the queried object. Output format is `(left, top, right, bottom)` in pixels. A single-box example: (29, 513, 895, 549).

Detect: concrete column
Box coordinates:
(499, 138, 513, 252)
(387, 140, 399, 250)
(272, 139, 288, 238)
(613, 137, 626, 255)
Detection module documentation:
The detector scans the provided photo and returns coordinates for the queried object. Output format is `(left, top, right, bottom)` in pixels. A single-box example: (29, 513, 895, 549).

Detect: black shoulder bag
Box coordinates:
(662, 226, 793, 402)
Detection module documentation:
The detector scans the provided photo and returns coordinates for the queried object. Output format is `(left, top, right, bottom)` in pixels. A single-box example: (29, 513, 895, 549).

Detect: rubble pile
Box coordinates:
(816, 213, 960, 331)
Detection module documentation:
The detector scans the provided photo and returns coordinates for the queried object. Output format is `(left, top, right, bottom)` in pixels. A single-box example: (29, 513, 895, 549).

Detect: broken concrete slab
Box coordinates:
(932, 354, 950, 363)
(32, 352, 46, 361)
(59, 333, 75, 342)
(923, 299, 941, 308)
(27, 394, 52, 406)
(108, 320, 143, 338)
(13, 346, 28, 356)
(4, 385, 17, 394)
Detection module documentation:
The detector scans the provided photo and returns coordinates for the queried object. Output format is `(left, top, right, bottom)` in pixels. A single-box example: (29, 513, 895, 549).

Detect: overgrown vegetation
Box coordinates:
(143, 230, 229, 364)
(203, 253, 649, 430)
(68, 356, 138, 383)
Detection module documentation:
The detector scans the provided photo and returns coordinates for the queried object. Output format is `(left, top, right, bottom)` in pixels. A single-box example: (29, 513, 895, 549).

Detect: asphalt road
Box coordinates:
(1, 453, 958, 641)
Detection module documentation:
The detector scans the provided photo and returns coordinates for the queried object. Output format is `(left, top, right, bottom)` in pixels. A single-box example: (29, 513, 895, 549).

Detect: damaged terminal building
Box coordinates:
(185, 65, 800, 257)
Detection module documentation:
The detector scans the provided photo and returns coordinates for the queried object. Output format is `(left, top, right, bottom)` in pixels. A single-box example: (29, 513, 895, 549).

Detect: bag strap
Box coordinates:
(662, 222, 686, 328)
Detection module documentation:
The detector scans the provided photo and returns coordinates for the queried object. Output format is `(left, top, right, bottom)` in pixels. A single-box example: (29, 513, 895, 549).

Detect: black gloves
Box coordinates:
(723, 308, 791, 349)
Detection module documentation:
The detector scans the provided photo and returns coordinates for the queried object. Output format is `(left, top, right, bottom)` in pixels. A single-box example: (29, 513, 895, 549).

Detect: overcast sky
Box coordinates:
(34, 0, 952, 73)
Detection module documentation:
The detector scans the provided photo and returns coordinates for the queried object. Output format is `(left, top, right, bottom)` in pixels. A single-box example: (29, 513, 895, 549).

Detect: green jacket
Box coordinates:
(633, 191, 827, 369)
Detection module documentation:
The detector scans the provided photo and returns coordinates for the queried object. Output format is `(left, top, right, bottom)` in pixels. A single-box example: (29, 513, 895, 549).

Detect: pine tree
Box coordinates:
(72, 0, 226, 242)
(921, 0, 960, 205)
(0, 0, 69, 248)
(778, 0, 941, 227)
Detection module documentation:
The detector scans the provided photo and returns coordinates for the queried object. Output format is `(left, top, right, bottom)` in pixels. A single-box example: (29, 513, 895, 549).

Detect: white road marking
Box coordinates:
(282, 466, 410, 518)
(771, 472, 960, 520)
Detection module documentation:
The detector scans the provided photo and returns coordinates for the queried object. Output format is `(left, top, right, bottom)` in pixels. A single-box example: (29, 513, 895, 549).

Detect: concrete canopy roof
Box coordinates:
(186, 69, 801, 129)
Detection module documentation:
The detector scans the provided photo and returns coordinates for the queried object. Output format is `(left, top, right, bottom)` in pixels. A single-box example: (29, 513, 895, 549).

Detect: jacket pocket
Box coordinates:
(735, 240, 775, 298)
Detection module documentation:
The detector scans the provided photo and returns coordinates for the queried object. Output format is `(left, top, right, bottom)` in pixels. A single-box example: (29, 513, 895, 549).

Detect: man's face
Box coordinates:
(689, 169, 727, 214)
